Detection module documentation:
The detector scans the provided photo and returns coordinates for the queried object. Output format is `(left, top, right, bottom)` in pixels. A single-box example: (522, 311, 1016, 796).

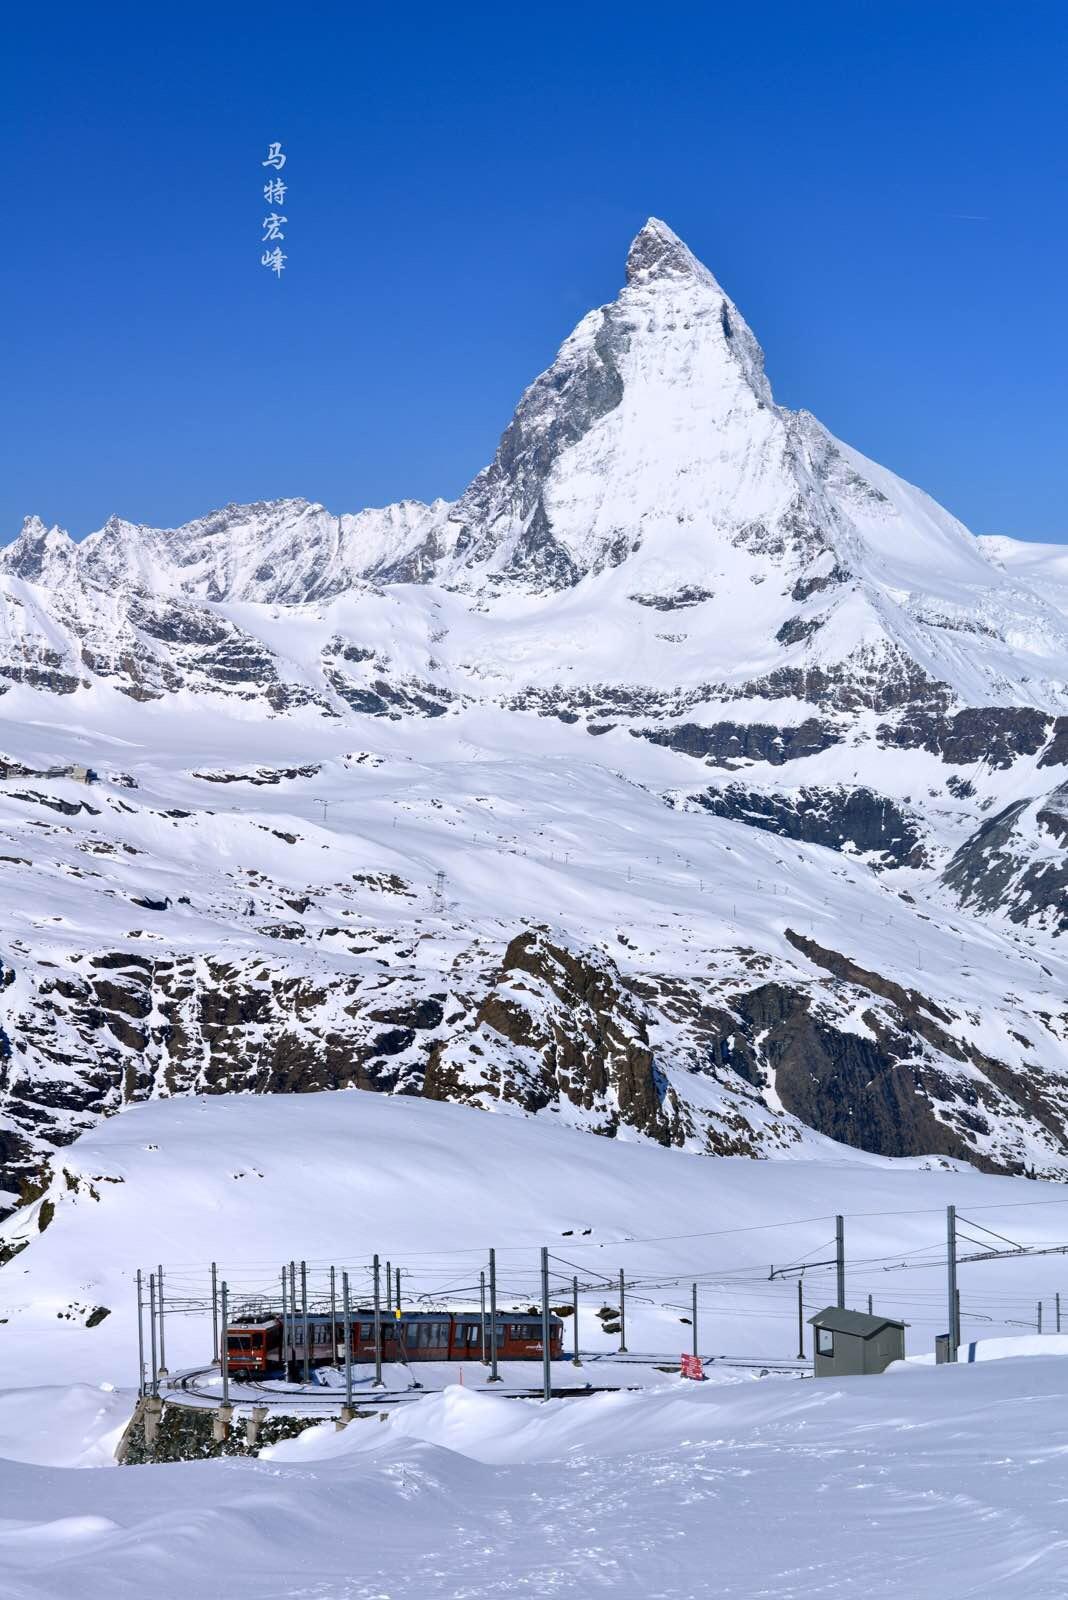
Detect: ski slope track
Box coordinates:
(1, 218, 1067, 1206)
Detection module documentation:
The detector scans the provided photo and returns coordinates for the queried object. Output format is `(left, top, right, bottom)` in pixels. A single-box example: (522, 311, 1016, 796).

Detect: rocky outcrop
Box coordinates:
(424, 931, 688, 1145)
(773, 931, 1068, 1170)
(633, 718, 842, 767)
(629, 585, 714, 611)
(0, 946, 462, 1195)
(679, 784, 930, 868)
(878, 706, 1053, 768)
(942, 787, 1068, 933)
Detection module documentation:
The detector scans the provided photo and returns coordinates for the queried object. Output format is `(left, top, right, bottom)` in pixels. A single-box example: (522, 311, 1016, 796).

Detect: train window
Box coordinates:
(227, 1336, 252, 1350)
(360, 1322, 372, 1340)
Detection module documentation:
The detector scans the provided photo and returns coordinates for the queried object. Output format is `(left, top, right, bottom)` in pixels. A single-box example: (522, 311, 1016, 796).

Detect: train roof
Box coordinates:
(268, 1309, 562, 1323)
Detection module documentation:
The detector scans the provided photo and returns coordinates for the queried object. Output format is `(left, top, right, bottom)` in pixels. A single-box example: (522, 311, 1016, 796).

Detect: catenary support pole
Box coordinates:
(289, 1260, 296, 1378)
(300, 1259, 310, 1383)
(1038, 1300, 1043, 1334)
(797, 1278, 805, 1360)
(572, 1275, 582, 1366)
(136, 1269, 146, 1397)
(692, 1282, 699, 1359)
(867, 1293, 873, 1316)
(480, 1271, 487, 1363)
(211, 1261, 219, 1364)
(540, 1247, 551, 1402)
(1057, 1293, 1062, 1334)
(386, 1259, 392, 1312)
(618, 1267, 627, 1353)
(342, 1270, 353, 1414)
(947, 1206, 958, 1361)
(330, 1265, 337, 1358)
(220, 1280, 229, 1405)
(395, 1265, 401, 1313)
(373, 1254, 384, 1387)
(488, 1248, 501, 1382)
(157, 1263, 167, 1375)
(836, 1215, 846, 1310)
(280, 1267, 288, 1371)
(148, 1271, 159, 1397)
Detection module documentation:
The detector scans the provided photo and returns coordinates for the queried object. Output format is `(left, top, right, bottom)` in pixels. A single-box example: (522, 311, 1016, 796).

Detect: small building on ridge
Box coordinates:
(808, 1307, 905, 1377)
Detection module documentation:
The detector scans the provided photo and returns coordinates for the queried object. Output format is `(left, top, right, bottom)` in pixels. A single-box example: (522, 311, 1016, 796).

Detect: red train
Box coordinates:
(225, 1309, 565, 1377)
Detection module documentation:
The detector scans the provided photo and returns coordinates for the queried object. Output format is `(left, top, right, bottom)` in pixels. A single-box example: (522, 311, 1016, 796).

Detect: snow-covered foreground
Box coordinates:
(5, 1358, 1068, 1598)
(4, 1058, 1068, 1595)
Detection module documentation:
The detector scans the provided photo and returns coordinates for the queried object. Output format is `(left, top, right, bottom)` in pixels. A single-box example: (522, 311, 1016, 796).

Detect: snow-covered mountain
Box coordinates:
(1, 218, 1066, 1206)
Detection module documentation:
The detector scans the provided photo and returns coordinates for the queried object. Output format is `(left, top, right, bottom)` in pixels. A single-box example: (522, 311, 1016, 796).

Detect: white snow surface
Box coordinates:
(5, 1090, 1068, 1597)
(2, 1360, 1068, 1597)
(4, 1088, 1068, 1388)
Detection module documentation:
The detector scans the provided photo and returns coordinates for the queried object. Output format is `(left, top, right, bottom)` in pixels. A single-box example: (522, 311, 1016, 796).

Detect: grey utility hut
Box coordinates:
(808, 1307, 905, 1377)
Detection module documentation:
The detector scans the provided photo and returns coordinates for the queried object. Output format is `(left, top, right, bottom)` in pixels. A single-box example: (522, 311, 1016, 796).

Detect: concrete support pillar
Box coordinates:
(245, 1405, 268, 1447)
(142, 1396, 163, 1449)
(212, 1403, 234, 1444)
(336, 1404, 356, 1430)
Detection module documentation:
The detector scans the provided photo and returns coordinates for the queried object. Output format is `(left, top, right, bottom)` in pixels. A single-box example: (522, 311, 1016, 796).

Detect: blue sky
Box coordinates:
(2, 1, 1065, 543)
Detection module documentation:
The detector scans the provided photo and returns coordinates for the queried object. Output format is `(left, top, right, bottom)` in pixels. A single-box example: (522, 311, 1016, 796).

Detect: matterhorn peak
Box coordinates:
(625, 217, 719, 290)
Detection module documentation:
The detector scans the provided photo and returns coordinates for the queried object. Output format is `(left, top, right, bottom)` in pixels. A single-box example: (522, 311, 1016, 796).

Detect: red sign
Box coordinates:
(680, 1353, 704, 1380)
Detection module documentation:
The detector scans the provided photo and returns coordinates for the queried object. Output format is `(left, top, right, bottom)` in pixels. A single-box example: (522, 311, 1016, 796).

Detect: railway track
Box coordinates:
(164, 1352, 809, 1414)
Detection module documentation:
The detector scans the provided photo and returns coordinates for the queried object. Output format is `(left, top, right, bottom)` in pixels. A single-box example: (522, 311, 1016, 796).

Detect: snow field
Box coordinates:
(4, 1357, 1068, 1597)
(6, 1089, 1068, 1392)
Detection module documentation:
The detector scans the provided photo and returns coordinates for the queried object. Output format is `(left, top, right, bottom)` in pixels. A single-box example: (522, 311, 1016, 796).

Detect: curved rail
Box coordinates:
(161, 1351, 808, 1414)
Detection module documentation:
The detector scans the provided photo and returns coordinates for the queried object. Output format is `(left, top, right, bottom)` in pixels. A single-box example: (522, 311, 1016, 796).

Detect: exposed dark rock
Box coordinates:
(942, 788, 1068, 932)
(879, 705, 1051, 768)
(0, 647, 84, 695)
(192, 765, 321, 786)
(1039, 718, 1068, 768)
(790, 564, 850, 602)
(782, 931, 954, 1023)
(633, 718, 842, 767)
(777, 930, 1068, 1167)
(444, 288, 630, 582)
(732, 651, 951, 715)
(731, 981, 974, 1161)
(5, 790, 100, 817)
(629, 585, 714, 611)
(775, 614, 827, 646)
(327, 669, 453, 719)
(681, 784, 930, 868)
(424, 931, 686, 1145)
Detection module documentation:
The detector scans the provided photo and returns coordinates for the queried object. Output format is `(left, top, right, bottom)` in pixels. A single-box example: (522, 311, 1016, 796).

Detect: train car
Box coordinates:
(224, 1318, 283, 1377)
(223, 1309, 564, 1375)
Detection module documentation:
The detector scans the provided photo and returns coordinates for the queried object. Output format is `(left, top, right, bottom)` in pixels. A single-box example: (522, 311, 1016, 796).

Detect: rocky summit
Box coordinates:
(1, 218, 1067, 1208)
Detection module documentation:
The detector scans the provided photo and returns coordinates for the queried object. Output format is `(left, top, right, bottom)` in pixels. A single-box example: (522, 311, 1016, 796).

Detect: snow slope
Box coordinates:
(1, 217, 1067, 1198)
(5, 1089, 1068, 1391)
(4, 1330, 1068, 1594)
(5, 1085, 1068, 1598)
